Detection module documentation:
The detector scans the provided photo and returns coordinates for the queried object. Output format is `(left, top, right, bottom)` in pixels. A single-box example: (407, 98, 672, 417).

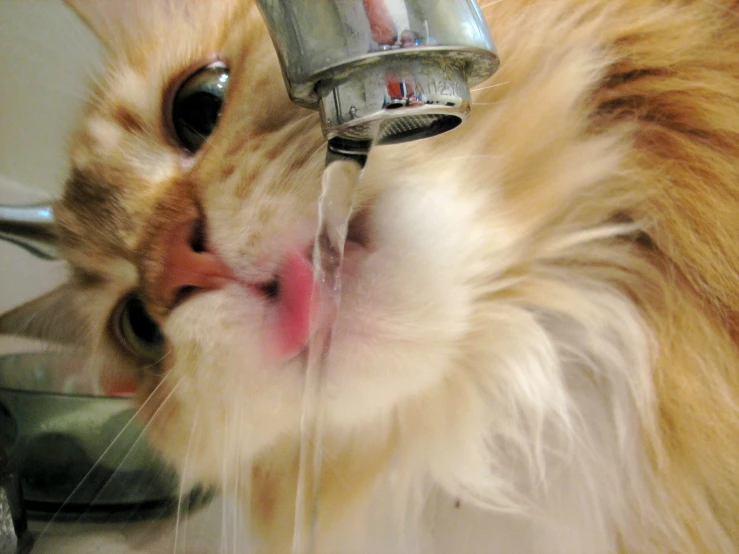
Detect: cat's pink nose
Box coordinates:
(156, 219, 235, 308)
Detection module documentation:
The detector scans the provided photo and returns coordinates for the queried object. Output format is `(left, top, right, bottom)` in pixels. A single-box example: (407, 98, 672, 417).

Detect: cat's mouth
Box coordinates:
(156, 206, 376, 365)
(263, 206, 375, 362)
(346, 207, 374, 250)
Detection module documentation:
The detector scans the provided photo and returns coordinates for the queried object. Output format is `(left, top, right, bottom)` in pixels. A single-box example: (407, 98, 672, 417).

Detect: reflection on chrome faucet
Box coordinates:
(0, 204, 58, 260)
(384, 72, 424, 109)
(363, 0, 423, 49)
(256, 0, 500, 151)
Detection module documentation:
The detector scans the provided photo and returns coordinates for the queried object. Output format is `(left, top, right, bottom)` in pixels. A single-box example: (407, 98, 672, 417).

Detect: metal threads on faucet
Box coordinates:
(318, 59, 471, 147)
(256, 0, 499, 153)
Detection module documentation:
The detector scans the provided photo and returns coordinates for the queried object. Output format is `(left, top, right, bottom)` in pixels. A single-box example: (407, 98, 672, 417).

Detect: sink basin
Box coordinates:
(0, 352, 212, 523)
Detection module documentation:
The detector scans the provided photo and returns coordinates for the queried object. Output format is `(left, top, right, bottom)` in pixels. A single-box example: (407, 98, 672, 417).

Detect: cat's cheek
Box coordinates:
(311, 186, 481, 427)
(137, 290, 306, 472)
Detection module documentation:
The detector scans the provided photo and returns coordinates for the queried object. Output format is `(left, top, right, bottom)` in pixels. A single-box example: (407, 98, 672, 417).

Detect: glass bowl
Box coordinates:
(0, 352, 211, 523)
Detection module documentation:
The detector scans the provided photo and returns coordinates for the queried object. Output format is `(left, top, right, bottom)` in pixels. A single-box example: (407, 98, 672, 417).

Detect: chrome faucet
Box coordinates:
(256, 0, 499, 155)
(0, 203, 58, 260)
(1, 0, 499, 259)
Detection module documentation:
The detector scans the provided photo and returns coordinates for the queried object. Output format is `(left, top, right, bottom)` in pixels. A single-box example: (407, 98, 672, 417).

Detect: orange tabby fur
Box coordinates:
(2, 0, 739, 552)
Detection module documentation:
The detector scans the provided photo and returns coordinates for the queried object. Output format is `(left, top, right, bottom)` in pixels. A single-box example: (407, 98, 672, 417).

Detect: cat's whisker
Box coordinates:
(102, 354, 176, 440)
(295, 110, 318, 124)
(232, 406, 243, 554)
(441, 155, 497, 161)
(174, 405, 200, 554)
(308, 446, 354, 515)
(472, 101, 503, 106)
(537, 222, 643, 258)
(10, 307, 66, 350)
(184, 125, 209, 144)
(478, 0, 507, 8)
(36, 365, 181, 540)
(81, 371, 185, 506)
(220, 411, 230, 554)
(471, 81, 510, 92)
(37, 362, 158, 529)
(307, 139, 330, 164)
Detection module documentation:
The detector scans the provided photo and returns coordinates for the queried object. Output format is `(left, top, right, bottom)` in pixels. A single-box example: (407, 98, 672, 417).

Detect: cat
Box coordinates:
(2, 0, 739, 552)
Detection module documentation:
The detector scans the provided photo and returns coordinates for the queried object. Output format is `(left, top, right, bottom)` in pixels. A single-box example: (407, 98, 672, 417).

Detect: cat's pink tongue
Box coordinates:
(274, 251, 315, 359)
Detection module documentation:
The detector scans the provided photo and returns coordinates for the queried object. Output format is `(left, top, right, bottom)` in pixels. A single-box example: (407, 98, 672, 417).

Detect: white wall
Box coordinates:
(0, 0, 102, 350)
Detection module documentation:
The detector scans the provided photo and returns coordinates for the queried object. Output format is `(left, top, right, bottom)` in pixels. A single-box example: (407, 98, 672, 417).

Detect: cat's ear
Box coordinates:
(63, 0, 138, 52)
(0, 286, 88, 345)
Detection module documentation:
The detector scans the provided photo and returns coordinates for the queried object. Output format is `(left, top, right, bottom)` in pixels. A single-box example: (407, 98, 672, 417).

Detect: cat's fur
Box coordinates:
(3, 0, 739, 552)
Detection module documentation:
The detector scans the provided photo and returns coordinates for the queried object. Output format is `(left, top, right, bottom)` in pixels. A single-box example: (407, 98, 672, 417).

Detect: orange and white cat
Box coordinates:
(3, 0, 739, 552)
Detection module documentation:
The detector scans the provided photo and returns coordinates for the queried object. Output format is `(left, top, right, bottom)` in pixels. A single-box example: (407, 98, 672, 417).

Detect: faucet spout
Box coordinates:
(256, 0, 499, 151)
(0, 204, 59, 260)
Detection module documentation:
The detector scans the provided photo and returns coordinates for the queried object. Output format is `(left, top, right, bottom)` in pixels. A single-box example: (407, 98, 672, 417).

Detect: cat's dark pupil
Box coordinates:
(171, 63, 229, 153)
(125, 296, 163, 346)
(178, 93, 221, 138)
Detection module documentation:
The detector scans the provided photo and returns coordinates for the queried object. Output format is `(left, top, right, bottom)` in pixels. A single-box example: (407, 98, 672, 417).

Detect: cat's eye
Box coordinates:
(170, 62, 230, 153)
(113, 295, 164, 361)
